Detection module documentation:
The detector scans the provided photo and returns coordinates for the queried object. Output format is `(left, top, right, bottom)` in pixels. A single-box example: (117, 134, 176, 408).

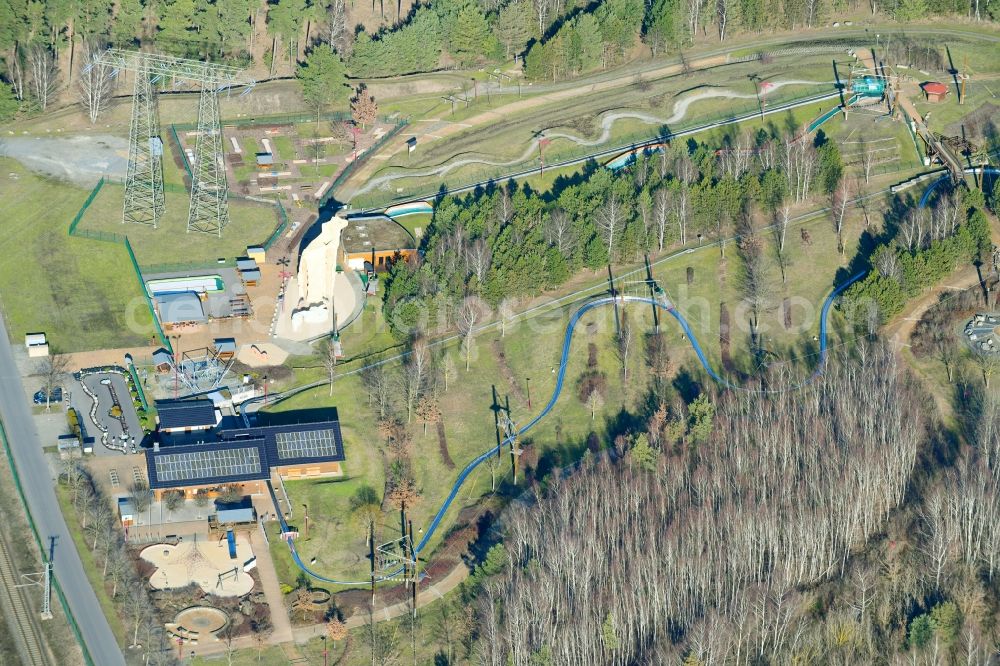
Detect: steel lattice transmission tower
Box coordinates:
(186, 79, 230, 236)
(123, 63, 164, 227)
(90, 49, 255, 235)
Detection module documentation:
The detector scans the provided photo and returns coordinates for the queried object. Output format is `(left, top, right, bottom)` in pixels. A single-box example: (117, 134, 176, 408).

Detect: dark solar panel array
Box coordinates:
(274, 428, 340, 459)
(153, 447, 261, 483)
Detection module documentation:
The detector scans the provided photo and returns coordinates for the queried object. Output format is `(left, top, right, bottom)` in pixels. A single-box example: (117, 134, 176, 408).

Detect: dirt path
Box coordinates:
(885, 265, 983, 423)
(349, 78, 826, 198)
(291, 561, 470, 643)
(340, 52, 729, 196)
(250, 529, 294, 642)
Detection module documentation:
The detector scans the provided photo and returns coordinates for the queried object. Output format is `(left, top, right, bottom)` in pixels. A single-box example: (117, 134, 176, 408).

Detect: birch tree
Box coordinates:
(78, 42, 115, 124)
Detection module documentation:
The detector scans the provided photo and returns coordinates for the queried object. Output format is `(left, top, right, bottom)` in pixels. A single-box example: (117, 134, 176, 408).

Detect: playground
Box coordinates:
(141, 533, 255, 597)
(172, 117, 398, 214)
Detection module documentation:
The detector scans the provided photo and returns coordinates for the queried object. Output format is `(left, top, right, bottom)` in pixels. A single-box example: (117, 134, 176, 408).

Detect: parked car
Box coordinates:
(32, 387, 63, 404)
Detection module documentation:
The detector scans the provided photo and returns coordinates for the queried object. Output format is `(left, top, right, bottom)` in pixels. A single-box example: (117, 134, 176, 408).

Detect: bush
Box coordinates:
(576, 371, 608, 404)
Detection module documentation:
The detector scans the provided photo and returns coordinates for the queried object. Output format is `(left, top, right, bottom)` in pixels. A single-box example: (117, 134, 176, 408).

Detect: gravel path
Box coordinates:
(0, 134, 129, 186)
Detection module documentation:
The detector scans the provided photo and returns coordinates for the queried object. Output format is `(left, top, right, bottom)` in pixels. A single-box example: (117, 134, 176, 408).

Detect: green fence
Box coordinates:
(66, 179, 171, 353)
(124, 237, 171, 355)
(322, 119, 410, 207)
(173, 110, 403, 131)
(263, 200, 290, 250)
(0, 421, 94, 666)
(67, 177, 107, 236)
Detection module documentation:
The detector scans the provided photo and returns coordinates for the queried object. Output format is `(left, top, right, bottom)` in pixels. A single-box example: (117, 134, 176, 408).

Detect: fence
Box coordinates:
(322, 119, 410, 207)
(167, 122, 290, 251)
(263, 200, 290, 250)
(0, 421, 94, 666)
(66, 178, 171, 353)
(173, 110, 403, 131)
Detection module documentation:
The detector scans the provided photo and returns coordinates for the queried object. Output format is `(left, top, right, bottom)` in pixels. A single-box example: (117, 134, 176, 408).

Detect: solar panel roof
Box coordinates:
(151, 444, 264, 487)
(155, 398, 217, 430)
(146, 417, 345, 489)
(274, 428, 340, 459)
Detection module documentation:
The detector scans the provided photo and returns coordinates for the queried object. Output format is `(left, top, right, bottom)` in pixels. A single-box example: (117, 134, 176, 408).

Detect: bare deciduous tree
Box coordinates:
(28, 45, 60, 111)
(78, 42, 115, 124)
(456, 298, 484, 371)
(320, 336, 339, 396)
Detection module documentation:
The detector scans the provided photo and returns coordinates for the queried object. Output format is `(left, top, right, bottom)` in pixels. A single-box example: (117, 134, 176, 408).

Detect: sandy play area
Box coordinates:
(236, 341, 290, 368)
(141, 534, 255, 597)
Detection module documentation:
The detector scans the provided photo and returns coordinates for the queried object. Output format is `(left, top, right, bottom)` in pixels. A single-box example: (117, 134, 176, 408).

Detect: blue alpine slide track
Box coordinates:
(270, 271, 865, 586)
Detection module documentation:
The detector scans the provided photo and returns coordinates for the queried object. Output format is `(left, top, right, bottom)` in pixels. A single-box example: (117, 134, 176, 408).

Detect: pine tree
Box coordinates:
(449, 6, 497, 65)
(494, 0, 537, 60)
(296, 47, 349, 116)
(0, 83, 19, 122)
(643, 0, 679, 55)
(112, 0, 144, 47)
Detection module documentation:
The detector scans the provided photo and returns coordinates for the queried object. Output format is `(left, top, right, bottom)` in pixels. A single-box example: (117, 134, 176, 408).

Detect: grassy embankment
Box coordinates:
(0, 158, 154, 352)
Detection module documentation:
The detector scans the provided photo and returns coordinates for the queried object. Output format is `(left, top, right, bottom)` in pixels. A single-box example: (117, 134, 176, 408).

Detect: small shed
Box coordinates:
(214, 337, 237, 360)
(255, 152, 274, 168)
(57, 434, 81, 459)
(152, 348, 174, 373)
(24, 332, 49, 357)
(215, 499, 255, 524)
(236, 257, 258, 272)
(921, 82, 949, 103)
(246, 246, 266, 264)
(241, 269, 261, 286)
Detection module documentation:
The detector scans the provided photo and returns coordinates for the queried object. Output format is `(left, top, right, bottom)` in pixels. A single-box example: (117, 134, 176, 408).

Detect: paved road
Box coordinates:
(0, 313, 125, 666)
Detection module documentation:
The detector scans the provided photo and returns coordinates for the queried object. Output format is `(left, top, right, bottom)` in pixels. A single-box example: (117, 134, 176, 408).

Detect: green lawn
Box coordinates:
(75, 182, 283, 268)
(272, 135, 296, 161)
(0, 159, 155, 352)
(55, 486, 128, 648)
(390, 213, 431, 242)
(298, 163, 341, 179)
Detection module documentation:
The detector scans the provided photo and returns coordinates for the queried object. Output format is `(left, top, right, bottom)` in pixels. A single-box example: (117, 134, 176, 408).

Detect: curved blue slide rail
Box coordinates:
(275, 272, 865, 586)
(919, 167, 1000, 209)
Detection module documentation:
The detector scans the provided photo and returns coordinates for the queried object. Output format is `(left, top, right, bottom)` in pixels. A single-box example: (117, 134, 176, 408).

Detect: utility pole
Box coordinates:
(608, 265, 621, 339)
(89, 49, 254, 236)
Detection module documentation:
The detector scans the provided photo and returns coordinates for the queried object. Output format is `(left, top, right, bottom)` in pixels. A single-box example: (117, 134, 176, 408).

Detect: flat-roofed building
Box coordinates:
(154, 398, 220, 434)
(144, 413, 345, 501)
(341, 214, 416, 272)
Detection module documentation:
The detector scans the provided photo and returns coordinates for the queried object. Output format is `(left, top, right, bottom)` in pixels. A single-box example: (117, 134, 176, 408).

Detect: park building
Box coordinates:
(145, 405, 345, 501)
(124, 404, 346, 540)
(340, 214, 417, 273)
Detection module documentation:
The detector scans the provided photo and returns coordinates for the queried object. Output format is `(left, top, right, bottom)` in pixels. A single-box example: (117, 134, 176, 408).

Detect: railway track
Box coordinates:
(0, 531, 49, 666)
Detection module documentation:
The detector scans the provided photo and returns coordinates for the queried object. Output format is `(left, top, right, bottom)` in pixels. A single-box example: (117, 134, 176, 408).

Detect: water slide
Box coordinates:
(271, 271, 865, 586)
(227, 529, 236, 560)
(806, 94, 859, 134)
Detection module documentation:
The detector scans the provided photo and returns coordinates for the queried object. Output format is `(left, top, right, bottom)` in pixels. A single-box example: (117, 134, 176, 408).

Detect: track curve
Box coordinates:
(278, 271, 865, 585)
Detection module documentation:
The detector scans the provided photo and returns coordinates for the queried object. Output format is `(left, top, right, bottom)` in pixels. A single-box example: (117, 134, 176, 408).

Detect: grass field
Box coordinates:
(0, 159, 155, 352)
(75, 182, 283, 268)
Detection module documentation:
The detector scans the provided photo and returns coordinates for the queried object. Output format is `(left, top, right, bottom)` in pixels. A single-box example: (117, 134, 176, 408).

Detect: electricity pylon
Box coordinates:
(186, 77, 231, 236)
(90, 49, 254, 236)
(123, 63, 164, 228)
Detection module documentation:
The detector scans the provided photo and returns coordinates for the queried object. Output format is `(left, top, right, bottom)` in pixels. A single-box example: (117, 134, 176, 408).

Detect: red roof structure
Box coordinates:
(921, 82, 949, 102)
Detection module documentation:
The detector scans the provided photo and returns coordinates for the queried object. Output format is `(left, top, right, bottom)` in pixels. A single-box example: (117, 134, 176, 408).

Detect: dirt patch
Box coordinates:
(783, 297, 792, 330)
(492, 339, 526, 402)
(0, 134, 129, 186)
(720, 302, 732, 371)
(437, 421, 455, 469)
